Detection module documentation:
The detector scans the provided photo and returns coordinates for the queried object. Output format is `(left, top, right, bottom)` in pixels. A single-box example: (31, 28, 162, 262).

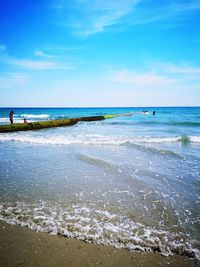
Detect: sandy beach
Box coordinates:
(0, 220, 197, 267)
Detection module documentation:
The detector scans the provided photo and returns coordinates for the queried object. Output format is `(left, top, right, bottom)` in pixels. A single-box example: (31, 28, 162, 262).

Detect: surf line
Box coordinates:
(0, 113, 134, 133)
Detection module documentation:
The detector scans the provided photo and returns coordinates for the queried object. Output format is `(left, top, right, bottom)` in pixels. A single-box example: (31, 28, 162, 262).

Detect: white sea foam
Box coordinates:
(0, 133, 200, 145)
(20, 114, 50, 119)
(0, 118, 25, 124)
(0, 118, 10, 123)
(190, 136, 200, 143)
(0, 114, 49, 124)
(0, 201, 199, 261)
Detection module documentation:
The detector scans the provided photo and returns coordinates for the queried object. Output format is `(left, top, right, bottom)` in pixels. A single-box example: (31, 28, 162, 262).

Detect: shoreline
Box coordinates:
(0, 220, 197, 267)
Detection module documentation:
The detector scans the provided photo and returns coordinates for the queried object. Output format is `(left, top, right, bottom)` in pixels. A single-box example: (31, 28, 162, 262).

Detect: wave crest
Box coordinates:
(0, 133, 200, 145)
(20, 114, 50, 119)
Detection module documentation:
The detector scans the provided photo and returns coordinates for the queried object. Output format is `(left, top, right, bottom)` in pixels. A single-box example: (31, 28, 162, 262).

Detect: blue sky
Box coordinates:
(0, 0, 200, 107)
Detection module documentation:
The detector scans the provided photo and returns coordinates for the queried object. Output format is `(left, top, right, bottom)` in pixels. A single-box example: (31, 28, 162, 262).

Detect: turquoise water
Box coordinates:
(0, 107, 199, 260)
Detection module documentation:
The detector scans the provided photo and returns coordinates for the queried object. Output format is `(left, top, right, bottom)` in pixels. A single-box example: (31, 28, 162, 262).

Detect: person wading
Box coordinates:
(9, 111, 14, 124)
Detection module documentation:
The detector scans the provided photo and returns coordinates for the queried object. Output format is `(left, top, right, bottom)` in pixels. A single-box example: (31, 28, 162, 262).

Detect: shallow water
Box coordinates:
(0, 107, 199, 260)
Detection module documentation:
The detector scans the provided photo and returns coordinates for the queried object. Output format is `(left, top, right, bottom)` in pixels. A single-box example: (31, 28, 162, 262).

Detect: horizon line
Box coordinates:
(0, 106, 199, 109)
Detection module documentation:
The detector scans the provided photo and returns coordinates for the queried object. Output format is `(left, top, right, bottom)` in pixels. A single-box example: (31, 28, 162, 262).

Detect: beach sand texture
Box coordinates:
(0, 221, 197, 267)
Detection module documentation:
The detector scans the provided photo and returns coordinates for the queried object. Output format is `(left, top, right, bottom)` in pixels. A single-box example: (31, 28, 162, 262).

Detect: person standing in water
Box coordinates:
(9, 111, 14, 124)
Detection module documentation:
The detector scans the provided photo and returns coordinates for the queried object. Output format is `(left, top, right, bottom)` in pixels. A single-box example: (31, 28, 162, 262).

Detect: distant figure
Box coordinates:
(141, 110, 149, 115)
(153, 110, 156, 115)
(9, 111, 14, 124)
(24, 118, 28, 124)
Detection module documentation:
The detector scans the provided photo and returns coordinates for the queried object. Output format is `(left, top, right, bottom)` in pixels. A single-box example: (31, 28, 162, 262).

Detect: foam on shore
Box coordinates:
(0, 201, 199, 261)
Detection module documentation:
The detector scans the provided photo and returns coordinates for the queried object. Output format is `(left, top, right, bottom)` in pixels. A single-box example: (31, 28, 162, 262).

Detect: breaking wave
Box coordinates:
(0, 133, 200, 145)
(20, 114, 50, 119)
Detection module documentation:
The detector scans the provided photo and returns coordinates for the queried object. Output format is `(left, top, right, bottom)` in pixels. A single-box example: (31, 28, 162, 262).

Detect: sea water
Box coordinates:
(0, 107, 199, 260)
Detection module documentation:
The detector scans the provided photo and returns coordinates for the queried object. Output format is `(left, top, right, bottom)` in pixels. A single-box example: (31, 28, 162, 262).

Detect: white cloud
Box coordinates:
(37, 46, 81, 53)
(150, 62, 200, 81)
(55, 0, 140, 36)
(53, 0, 200, 36)
(171, 0, 200, 12)
(111, 69, 175, 86)
(166, 64, 200, 75)
(107, 61, 200, 91)
(34, 50, 54, 58)
(12, 59, 67, 70)
(105, 0, 200, 30)
(3, 56, 72, 70)
(0, 73, 28, 88)
(166, 64, 200, 81)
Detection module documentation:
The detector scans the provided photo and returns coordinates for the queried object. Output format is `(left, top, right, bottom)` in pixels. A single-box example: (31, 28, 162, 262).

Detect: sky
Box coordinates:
(0, 0, 200, 107)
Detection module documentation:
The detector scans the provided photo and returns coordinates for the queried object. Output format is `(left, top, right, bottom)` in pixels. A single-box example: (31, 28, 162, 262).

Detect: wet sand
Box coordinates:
(0, 221, 197, 267)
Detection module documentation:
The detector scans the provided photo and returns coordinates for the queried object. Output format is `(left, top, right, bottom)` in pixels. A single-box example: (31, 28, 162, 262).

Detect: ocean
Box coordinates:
(0, 107, 199, 261)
